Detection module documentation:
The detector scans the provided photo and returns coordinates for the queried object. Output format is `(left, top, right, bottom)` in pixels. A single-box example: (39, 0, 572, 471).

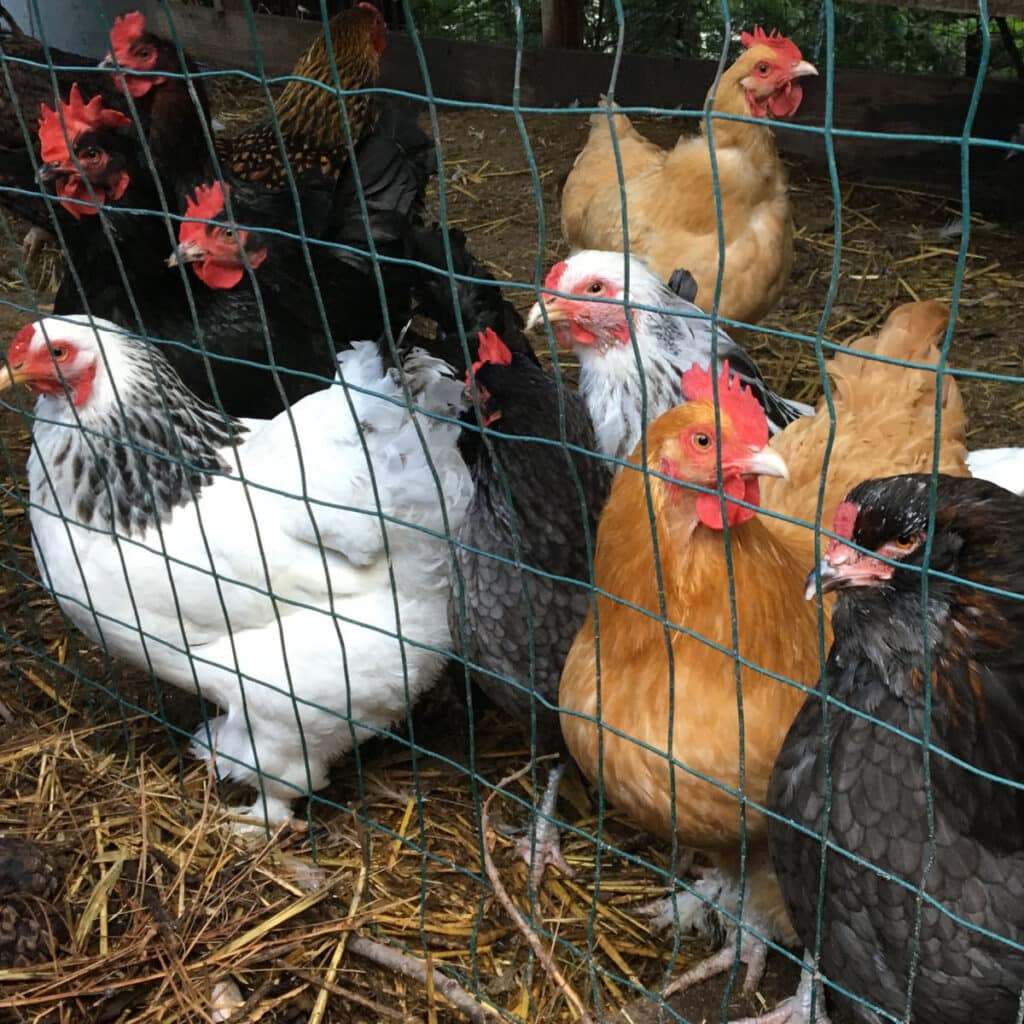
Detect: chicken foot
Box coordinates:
(730, 953, 832, 1024)
(664, 925, 769, 997)
(21, 225, 53, 268)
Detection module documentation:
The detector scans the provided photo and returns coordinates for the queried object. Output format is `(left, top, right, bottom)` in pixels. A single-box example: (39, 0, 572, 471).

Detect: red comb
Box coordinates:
(740, 26, 803, 65)
(680, 360, 768, 447)
(470, 328, 512, 379)
(179, 181, 227, 247)
(38, 83, 131, 164)
(832, 501, 859, 540)
(7, 323, 35, 364)
(109, 11, 146, 57)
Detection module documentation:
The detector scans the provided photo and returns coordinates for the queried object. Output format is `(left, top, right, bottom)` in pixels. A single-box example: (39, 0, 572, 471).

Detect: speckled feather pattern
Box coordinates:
(451, 353, 611, 754)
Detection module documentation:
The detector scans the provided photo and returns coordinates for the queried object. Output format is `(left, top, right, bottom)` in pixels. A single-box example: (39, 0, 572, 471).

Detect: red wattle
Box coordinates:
(695, 475, 759, 530)
(194, 261, 244, 291)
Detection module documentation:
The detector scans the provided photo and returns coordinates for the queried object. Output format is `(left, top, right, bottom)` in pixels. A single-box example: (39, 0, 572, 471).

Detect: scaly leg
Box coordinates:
(730, 952, 832, 1024)
(664, 924, 769, 997)
(514, 761, 574, 888)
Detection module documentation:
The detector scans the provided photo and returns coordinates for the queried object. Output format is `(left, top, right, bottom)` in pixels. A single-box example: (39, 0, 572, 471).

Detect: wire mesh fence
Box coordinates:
(0, 0, 1023, 1022)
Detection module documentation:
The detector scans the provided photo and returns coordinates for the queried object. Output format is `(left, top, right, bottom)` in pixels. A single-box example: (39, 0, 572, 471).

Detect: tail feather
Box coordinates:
(829, 300, 967, 475)
(761, 300, 970, 568)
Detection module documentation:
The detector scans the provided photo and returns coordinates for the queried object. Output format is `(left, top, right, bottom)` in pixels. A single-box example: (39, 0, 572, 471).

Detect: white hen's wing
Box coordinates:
(967, 447, 1024, 496)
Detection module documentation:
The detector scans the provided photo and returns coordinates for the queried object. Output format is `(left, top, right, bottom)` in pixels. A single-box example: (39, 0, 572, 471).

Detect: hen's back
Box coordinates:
(761, 300, 969, 569)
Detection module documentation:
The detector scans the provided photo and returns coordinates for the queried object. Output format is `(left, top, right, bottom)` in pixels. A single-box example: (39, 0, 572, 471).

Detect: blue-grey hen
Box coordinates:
(765, 473, 1024, 1024)
(451, 327, 611, 884)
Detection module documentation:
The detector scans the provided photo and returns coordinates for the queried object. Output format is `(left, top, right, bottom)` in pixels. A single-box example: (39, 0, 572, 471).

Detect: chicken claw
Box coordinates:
(664, 927, 769, 997)
(730, 954, 832, 1024)
(21, 225, 53, 268)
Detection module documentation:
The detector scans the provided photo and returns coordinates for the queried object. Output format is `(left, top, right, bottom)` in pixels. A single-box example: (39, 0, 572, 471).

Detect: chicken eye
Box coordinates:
(50, 345, 68, 361)
(136, 47, 152, 59)
(692, 432, 711, 449)
(892, 532, 918, 550)
(757, 62, 770, 75)
(586, 281, 603, 294)
(219, 228, 236, 241)
(79, 147, 101, 161)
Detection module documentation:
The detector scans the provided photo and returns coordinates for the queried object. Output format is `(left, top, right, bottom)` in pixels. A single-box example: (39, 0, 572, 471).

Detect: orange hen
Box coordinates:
(560, 363, 821, 987)
(559, 304, 972, 1005)
(560, 28, 817, 326)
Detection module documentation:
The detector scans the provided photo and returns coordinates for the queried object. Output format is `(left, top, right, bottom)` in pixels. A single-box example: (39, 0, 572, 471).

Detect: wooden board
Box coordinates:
(137, 1, 1024, 210)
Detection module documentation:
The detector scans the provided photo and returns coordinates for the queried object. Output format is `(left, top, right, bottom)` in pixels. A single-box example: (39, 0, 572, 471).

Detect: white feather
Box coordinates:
(25, 319, 472, 823)
(967, 447, 1024, 496)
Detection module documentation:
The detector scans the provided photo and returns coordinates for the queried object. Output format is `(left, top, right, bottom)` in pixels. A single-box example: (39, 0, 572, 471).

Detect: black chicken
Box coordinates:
(447, 322, 611, 885)
(33, 78, 435, 418)
(0, 9, 211, 255)
(766, 474, 1024, 1024)
(404, 223, 536, 375)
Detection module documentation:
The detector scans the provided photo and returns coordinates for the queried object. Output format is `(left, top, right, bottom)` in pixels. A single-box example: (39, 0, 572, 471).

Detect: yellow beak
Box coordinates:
(740, 445, 790, 481)
(526, 298, 568, 331)
(0, 364, 19, 391)
(791, 60, 818, 80)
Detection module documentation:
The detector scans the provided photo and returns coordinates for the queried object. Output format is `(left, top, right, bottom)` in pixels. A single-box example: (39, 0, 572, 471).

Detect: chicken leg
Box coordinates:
(512, 761, 574, 888)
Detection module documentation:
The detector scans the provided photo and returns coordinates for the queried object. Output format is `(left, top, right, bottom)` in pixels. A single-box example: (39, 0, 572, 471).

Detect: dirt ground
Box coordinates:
(1, 99, 1022, 1023)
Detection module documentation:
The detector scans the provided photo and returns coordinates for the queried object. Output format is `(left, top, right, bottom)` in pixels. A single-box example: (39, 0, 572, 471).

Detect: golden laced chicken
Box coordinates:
(216, 2, 387, 188)
(560, 28, 817, 326)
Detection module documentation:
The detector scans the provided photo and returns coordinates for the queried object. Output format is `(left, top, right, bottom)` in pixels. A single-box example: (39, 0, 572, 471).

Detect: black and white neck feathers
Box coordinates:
(29, 317, 247, 537)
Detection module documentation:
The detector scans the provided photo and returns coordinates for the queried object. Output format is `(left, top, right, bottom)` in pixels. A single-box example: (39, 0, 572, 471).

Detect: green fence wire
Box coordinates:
(0, 0, 1022, 1021)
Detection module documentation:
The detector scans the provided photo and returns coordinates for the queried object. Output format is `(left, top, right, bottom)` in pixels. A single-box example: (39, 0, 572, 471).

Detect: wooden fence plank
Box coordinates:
(137, 1, 1024, 209)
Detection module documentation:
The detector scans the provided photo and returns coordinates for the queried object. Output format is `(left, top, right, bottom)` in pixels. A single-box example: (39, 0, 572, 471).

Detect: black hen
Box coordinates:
(768, 473, 1024, 1024)
(449, 323, 611, 884)
(404, 224, 536, 375)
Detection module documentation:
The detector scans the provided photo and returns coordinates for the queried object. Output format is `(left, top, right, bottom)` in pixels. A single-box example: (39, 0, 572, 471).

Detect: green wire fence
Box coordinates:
(0, 0, 1022, 1021)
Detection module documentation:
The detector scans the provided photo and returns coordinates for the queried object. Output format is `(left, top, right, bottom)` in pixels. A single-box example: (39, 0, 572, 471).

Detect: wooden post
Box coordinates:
(541, 0, 585, 49)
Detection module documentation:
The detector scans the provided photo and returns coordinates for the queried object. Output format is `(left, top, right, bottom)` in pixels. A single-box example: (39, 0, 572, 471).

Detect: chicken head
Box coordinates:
(170, 180, 268, 290)
(735, 28, 817, 119)
(37, 84, 132, 218)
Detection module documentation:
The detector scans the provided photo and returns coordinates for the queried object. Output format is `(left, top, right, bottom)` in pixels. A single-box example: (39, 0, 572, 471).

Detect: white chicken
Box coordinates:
(3, 317, 473, 825)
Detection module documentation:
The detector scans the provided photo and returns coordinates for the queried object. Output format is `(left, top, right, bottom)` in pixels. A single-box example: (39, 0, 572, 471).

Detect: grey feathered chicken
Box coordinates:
(765, 474, 1024, 1024)
(450, 327, 611, 884)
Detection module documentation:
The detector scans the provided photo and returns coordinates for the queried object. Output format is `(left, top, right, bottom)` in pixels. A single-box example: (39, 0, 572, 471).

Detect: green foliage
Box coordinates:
(405, 0, 1002, 78)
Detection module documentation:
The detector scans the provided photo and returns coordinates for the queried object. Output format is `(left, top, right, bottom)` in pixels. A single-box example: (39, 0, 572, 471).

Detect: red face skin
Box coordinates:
(742, 56, 805, 119)
(818, 500, 926, 589)
(663, 361, 784, 529)
(180, 223, 268, 291)
(660, 417, 769, 530)
(38, 86, 133, 217)
(537, 261, 632, 350)
(737, 33, 817, 120)
(107, 13, 167, 99)
(3, 325, 96, 407)
(47, 137, 130, 219)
